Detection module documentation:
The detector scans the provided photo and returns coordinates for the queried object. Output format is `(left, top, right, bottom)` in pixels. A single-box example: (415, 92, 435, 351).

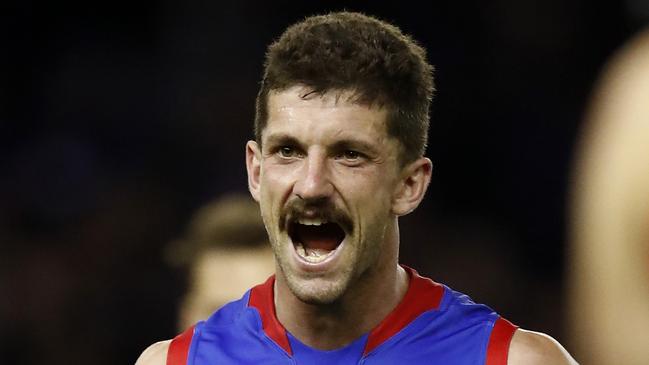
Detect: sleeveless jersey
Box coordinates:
(167, 266, 517, 364)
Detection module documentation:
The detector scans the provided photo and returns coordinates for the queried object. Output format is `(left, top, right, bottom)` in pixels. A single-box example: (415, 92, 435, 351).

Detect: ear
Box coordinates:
(246, 140, 262, 202)
(391, 157, 433, 216)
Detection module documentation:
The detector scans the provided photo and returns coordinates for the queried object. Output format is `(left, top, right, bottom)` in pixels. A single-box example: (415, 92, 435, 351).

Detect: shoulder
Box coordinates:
(134, 340, 171, 365)
(507, 329, 578, 365)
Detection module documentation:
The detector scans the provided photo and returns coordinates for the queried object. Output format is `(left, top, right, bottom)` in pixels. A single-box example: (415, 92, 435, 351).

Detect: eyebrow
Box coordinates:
(330, 139, 379, 155)
(263, 133, 381, 156)
(263, 133, 301, 148)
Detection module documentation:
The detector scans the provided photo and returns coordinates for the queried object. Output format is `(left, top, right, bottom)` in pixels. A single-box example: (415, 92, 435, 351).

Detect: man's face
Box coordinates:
(246, 86, 405, 305)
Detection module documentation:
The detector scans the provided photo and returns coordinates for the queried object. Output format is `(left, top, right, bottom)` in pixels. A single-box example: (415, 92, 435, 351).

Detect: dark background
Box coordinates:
(1, 1, 645, 363)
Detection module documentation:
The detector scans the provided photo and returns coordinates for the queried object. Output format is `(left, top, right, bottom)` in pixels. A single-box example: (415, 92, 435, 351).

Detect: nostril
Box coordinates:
(293, 179, 334, 201)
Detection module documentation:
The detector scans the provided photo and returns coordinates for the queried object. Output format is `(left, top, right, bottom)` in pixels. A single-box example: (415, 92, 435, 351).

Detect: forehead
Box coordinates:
(263, 86, 391, 143)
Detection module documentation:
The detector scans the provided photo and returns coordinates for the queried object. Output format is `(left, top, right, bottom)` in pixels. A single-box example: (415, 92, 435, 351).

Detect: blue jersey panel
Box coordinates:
(289, 332, 368, 365)
(177, 267, 513, 365)
(189, 292, 292, 364)
(362, 287, 498, 364)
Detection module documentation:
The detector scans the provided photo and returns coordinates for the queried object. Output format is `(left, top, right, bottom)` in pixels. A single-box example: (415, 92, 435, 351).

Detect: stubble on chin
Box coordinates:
(277, 262, 355, 306)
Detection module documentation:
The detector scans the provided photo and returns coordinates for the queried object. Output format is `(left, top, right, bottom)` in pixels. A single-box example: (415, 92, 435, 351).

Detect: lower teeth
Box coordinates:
(296, 242, 335, 263)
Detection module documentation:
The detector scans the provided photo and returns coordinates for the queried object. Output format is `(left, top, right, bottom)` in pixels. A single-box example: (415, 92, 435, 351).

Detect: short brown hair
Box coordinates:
(165, 193, 268, 268)
(255, 11, 435, 163)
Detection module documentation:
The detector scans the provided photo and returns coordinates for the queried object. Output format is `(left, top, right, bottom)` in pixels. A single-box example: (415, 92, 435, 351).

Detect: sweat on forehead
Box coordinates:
(264, 86, 389, 129)
(271, 87, 386, 110)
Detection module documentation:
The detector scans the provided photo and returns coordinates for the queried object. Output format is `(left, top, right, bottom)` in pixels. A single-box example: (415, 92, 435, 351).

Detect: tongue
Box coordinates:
(295, 223, 343, 251)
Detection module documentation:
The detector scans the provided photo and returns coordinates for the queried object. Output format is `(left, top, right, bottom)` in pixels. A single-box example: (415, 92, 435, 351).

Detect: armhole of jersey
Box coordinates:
(485, 317, 518, 365)
(166, 325, 195, 365)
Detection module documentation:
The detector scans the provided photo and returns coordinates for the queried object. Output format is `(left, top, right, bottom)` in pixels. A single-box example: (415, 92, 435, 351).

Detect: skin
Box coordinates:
(247, 86, 428, 349)
(136, 86, 577, 364)
(177, 248, 274, 330)
(509, 330, 579, 364)
(569, 28, 649, 365)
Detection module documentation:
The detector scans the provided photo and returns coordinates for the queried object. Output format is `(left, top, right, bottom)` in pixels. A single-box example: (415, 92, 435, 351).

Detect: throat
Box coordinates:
(274, 266, 410, 351)
(285, 304, 361, 350)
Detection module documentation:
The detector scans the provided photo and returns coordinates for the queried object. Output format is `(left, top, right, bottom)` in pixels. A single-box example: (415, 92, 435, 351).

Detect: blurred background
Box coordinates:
(1, 1, 647, 363)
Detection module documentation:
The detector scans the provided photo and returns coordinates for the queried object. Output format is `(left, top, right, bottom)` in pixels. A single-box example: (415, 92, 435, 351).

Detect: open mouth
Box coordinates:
(288, 218, 346, 263)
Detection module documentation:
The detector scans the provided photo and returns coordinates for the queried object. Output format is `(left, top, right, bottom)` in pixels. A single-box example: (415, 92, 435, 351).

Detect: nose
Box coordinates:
(293, 151, 334, 202)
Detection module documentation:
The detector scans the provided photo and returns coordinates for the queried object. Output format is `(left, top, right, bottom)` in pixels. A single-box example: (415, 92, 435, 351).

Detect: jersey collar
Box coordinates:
(247, 265, 444, 357)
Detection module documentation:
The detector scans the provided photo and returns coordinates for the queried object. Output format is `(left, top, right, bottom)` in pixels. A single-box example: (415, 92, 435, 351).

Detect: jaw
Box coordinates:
(268, 201, 397, 305)
(273, 229, 356, 305)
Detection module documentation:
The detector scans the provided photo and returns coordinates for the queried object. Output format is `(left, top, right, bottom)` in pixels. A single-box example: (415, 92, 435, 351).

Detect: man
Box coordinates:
(164, 193, 274, 330)
(137, 12, 577, 364)
(569, 27, 649, 365)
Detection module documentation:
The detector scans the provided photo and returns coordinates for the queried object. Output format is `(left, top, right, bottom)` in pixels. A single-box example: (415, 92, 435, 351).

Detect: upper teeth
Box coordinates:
(297, 218, 327, 226)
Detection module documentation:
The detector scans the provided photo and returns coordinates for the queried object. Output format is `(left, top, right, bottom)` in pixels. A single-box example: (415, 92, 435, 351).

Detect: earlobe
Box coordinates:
(391, 157, 433, 216)
(246, 141, 262, 202)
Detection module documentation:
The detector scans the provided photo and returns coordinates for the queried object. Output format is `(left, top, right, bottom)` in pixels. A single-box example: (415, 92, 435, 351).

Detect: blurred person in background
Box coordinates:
(137, 11, 576, 364)
(569, 27, 649, 365)
(165, 193, 274, 331)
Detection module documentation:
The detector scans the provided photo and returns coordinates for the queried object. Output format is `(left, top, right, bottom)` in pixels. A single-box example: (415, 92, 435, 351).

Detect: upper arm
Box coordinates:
(569, 29, 649, 365)
(134, 340, 170, 365)
(507, 329, 578, 365)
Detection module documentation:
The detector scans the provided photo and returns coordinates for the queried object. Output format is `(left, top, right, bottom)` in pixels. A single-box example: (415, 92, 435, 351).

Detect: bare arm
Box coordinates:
(508, 329, 578, 365)
(134, 340, 170, 365)
(569, 28, 649, 365)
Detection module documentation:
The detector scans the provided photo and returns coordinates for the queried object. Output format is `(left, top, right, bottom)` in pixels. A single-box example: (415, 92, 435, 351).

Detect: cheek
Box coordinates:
(260, 164, 281, 194)
(359, 180, 397, 226)
(259, 165, 295, 220)
(261, 161, 298, 190)
(340, 169, 394, 203)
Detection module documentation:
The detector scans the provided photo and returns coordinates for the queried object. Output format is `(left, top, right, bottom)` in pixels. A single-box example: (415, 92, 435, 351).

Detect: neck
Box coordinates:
(274, 221, 409, 350)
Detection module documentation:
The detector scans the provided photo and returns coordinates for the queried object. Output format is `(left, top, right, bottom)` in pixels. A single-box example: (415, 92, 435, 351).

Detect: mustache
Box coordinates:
(280, 198, 353, 233)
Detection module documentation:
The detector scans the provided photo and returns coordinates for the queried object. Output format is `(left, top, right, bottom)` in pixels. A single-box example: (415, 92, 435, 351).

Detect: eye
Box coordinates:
(278, 146, 297, 158)
(335, 150, 365, 165)
(342, 150, 360, 160)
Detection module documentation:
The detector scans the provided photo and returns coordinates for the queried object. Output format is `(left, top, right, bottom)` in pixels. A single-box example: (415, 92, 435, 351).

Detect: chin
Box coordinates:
(285, 271, 350, 305)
